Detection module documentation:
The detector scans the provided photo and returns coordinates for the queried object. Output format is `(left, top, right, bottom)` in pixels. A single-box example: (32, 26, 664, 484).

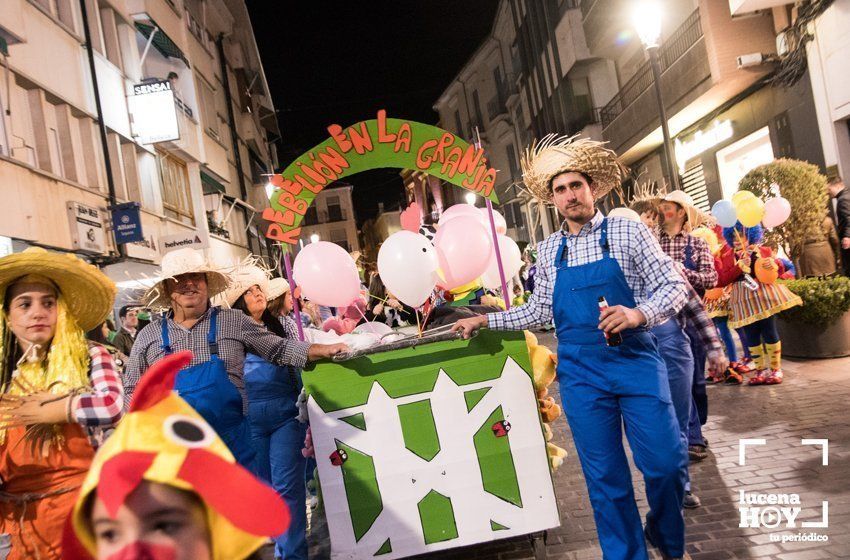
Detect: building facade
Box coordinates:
(0, 0, 280, 301)
(295, 182, 360, 256)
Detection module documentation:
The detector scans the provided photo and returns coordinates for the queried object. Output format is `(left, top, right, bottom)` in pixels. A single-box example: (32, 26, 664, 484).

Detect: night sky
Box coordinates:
(247, 1, 499, 222)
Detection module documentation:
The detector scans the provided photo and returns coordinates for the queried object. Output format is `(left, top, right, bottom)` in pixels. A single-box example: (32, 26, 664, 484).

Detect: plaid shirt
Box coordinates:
(488, 212, 688, 331)
(125, 306, 311, 410)
(657, 229, 717, 291)
(678, 281, 722, 355)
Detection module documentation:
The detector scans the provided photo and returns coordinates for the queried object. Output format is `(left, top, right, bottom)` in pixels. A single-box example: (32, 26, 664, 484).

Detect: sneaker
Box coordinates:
(705, 369, 724, 383)
(748, 369, 770, 386)
(737, 357, 755, 373)
(688, 445, 708, 461)
(764, 369, 783, 385)
(724, 367, 743, 385)
(645, 524, 692, 559)
(683, 491, 701, 509)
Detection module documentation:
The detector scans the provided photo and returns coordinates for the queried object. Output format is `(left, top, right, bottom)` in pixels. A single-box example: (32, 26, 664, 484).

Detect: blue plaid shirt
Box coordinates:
(488, 211, 688, 331)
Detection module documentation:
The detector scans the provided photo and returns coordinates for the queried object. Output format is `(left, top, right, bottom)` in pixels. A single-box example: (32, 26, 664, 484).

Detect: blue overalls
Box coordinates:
(554, 219, 687, 559)
(161, 307, 255, 470)
(244, 353, 307, 559)
(682, 237, 708, 447)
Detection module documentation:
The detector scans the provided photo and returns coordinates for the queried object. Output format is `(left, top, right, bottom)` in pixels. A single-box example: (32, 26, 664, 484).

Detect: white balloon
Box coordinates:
(437, 204, 481, 227)
(478, 207, 508, 234)
(377, 231, 439, 308)
(481, 235, 523, 289)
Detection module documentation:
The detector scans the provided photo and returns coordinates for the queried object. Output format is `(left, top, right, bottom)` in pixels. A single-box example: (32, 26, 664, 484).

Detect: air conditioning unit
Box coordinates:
(736, 53, 765, 69)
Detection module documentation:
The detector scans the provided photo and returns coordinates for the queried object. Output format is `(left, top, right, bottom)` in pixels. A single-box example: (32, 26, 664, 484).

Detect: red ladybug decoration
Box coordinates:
(329, 449, 348, 466)
(491, 421, 511, 437)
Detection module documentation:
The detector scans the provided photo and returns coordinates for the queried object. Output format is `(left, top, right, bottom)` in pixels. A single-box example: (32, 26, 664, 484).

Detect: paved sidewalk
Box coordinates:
(307, 331, 850, 559)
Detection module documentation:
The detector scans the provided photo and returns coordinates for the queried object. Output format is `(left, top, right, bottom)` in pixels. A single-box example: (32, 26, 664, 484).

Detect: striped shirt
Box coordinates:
(125, 306, 311, 410)
(488, 211, 688, 331)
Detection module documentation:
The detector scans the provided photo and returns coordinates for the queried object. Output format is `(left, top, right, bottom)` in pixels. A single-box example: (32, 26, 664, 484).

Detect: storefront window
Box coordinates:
(715, 127, 775, 199)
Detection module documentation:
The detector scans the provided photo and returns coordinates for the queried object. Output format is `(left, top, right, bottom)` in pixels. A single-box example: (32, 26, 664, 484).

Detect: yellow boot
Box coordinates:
(747, 345, 768, 385)
(764, 342, 783, 384)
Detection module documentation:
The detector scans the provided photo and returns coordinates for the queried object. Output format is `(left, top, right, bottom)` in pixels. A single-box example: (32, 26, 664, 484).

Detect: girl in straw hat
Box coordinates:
(0, 248, 124, 560)
(453, 135, 692, 560)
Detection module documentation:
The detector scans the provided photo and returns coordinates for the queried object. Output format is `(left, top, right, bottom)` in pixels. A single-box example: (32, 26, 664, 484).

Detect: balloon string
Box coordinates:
(415, 308, 422, 338)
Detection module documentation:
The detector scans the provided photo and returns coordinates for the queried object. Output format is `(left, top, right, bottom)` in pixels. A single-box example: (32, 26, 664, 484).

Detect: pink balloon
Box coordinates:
(434, 216, 492, 290)
(437, 204, 481, 227)
(478, 207, 508, 235)
(762, 197, 791, 229)
(293, 241, 360, 307)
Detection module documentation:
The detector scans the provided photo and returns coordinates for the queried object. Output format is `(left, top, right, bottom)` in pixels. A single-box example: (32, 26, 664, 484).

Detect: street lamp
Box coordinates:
(310, 233, 320, 244)
(632, 1, 681, 190)
(465, 192, 477, 205)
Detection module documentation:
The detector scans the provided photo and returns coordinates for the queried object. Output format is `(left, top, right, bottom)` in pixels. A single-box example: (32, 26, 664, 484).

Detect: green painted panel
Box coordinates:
(303, 330, 531, 412)
(337, 440, 382, 541)
(374, 539, 392, 555)
(473, 406, 522, 507)
(340, 412, 367, 431)
(490, 520, 509, 531)
(398, 399, 440, 461)
(464, 387, 491, 412)
(418, 490, 459, 544)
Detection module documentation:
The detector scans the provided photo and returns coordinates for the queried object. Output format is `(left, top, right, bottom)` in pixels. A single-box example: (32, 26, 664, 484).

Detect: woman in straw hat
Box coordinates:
(453, 135, 692, 560)
(220, 268, 309, 560)
(0, 248, 124, 560)
(125, 249, 347, 475)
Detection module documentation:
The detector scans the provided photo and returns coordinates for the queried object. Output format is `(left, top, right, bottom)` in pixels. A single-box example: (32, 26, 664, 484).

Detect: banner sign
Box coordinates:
(303, 331, 559, 559)
(160, 231, 208, 253)
(264, 110, 500, 245)
(129, 80, 180, 145)
(111, 202, 144, 244)
(66, 201, 107, 254)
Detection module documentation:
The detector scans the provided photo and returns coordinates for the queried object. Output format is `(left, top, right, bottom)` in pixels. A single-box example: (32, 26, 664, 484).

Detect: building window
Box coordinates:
(157, 150, 194, 224)
(472, 90, 484, 127)
(330, 228, 349, 252)
(454, 110, 463, 136)
(326, 195, 343, 222)
(98, 3, 123, 71)
(506, 144, 519, 181)
(32, 0, 76, 32)
(197, 77, 220, 140)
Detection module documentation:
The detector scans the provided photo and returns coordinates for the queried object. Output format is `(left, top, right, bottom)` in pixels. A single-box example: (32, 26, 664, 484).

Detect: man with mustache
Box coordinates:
(453, 136, 691, 560)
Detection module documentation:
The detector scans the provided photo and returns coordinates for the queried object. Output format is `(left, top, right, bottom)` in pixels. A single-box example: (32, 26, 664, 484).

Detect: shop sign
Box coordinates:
(111, 202, 144, 244)
(675, 120, 734, 173)
(160, 231, 208, 253)
(128, 80, 180, 145)
(67, 201, 107, 254)
(125, 233, 159, 261)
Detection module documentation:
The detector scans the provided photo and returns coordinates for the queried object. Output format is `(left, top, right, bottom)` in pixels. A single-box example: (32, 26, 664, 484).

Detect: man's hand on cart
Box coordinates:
(451, 315, 489, 339)
(308, 343, 350, 361)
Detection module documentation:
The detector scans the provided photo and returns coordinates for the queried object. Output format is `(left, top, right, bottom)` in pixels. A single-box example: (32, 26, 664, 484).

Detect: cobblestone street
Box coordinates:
(308, 331, 850, 560)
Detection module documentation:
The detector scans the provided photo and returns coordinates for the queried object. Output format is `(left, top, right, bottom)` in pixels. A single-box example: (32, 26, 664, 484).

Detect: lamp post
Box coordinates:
(633, 2, 681, 191)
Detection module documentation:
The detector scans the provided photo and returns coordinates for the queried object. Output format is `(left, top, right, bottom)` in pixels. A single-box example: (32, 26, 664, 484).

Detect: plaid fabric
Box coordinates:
(679, 291, 723, 355)
(657, 229, 717, 291)
(73, 343, 125, 427)
(125, 306, 311, 410)
(488, 212, 688, 331)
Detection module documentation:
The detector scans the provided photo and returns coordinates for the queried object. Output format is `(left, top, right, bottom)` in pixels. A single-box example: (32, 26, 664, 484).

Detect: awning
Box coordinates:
(134, 19, 188, 66)
(201, 171, 226, 194)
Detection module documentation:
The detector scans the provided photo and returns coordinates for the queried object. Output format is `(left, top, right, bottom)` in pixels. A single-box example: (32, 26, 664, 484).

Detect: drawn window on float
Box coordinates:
(715, 126, 775, 199)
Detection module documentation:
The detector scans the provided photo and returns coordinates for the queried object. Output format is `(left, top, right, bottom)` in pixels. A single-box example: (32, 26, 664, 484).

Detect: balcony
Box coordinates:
(486, 77, 518, 121)
(302, 207, 349, 226)
(599, 10, 711, 153)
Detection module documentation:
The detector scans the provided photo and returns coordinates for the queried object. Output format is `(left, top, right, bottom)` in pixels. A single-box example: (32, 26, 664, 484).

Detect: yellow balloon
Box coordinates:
(737, 197, 765, 227)
(732, 190, 757, 208)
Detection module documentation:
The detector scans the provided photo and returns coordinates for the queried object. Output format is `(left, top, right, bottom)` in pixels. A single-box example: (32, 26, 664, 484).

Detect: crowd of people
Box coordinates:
(0, 134, 848, 560)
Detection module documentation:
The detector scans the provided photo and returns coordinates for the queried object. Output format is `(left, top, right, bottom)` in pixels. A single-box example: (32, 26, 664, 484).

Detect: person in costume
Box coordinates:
(453, 135, 691, 560)
(720, 222, 801, 385)
(64, 351, 290, 560)
(218, 267, 309, 560)
(0, 248, 124, 560)
(124, 249, 347, 471)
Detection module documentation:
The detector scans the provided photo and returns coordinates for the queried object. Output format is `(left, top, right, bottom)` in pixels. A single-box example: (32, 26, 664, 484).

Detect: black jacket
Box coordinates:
(835, 187, 850, 240)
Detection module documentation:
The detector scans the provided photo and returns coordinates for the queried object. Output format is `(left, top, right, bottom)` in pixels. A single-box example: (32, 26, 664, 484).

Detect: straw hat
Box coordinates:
(661, 190, 711, 230)
(213, 264, 270, 309)
(145, 248, 230, 309)
(266, 277, 290, 302)
(0, 247, 116, 331)
(521, 134, 628, 204)
(607, 207, 641, 222)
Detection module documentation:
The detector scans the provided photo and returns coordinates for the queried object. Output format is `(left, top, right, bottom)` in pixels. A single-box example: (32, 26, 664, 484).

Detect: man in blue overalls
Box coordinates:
(453, 136, 691, 560)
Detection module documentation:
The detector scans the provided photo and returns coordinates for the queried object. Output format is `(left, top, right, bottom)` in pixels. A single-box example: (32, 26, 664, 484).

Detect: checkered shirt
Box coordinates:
(487, 211, 688, 331)
(72, 343, 125, 428)
(678, 283, 722, 355)
(125, 306, 311, 411)
(657, 229, 717, 291)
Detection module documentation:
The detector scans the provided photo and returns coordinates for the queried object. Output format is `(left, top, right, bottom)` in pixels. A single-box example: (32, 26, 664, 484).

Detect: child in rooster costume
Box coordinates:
(718, 222, 802, 385)
(0, 248, 124, 560)
(64, 351, 290, 560)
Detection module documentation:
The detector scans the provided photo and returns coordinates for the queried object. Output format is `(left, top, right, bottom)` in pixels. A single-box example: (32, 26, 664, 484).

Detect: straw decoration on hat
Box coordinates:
(213, 259, 272, 309)
(521, 134, 628, 204)
(144, 248, 230, 309)
(266, 277, 290, 303)
(0, 247, 116, 331)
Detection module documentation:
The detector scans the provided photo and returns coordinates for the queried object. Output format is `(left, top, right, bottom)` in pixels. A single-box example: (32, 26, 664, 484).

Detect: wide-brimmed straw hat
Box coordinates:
(521, 134, 628, 204)
(0, 247, 116, 331)
(213, 264, 271, 309)
(144, 248, 230, 309)
(266, 277, 290, 302)
(661, 190, 712, 230)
